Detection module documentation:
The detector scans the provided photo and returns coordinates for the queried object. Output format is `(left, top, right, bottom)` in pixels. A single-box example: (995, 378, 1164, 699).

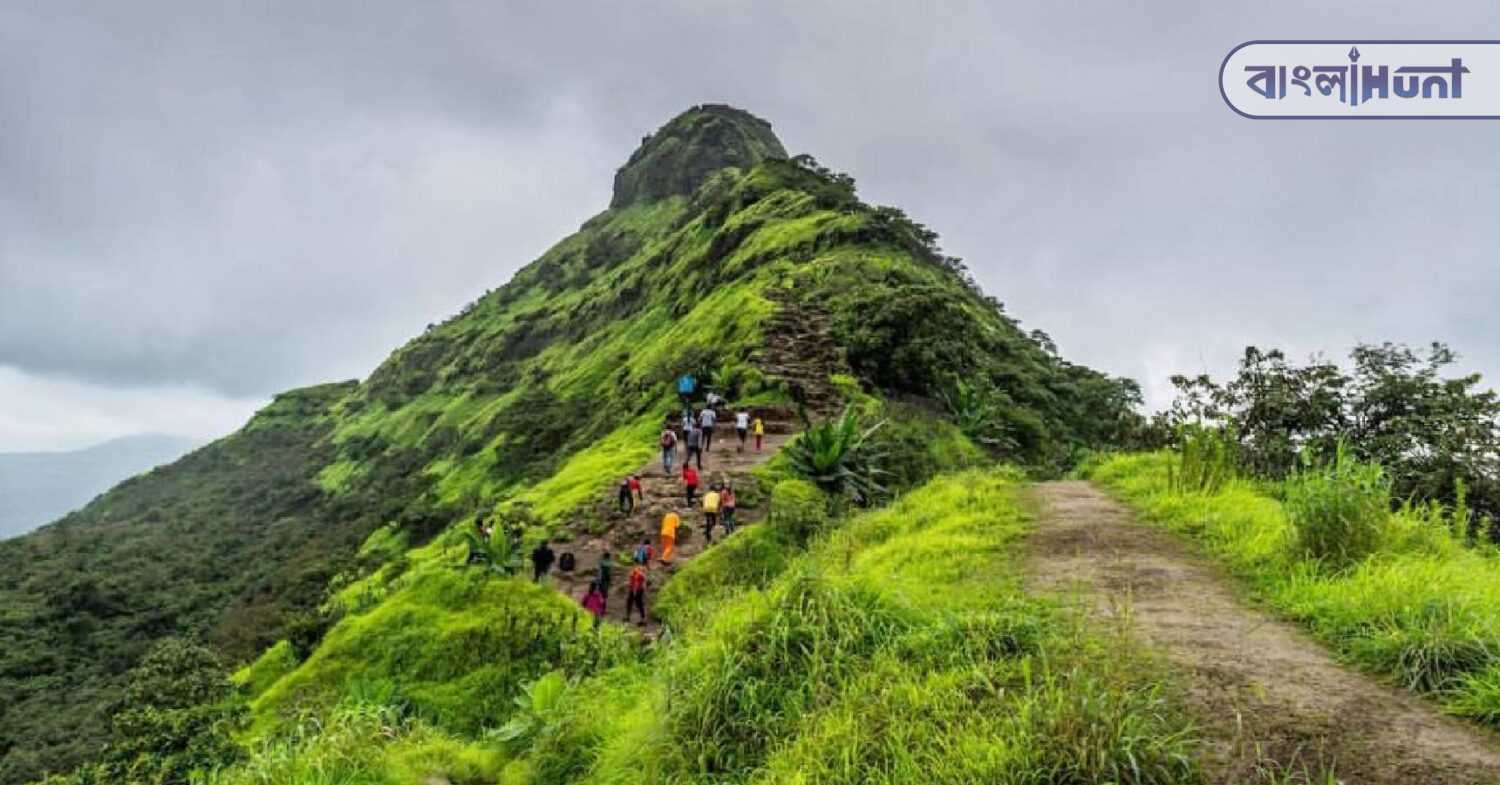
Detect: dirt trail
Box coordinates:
(546, 406, 797, 635)
(1026, 480, 1500, 785)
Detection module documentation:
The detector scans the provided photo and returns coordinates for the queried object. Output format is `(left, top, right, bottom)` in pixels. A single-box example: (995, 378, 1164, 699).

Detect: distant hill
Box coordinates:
(0, 434, 199, 540)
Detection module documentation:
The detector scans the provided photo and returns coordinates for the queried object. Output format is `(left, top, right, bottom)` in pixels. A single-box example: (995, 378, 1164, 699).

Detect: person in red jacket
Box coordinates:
(682, 464, 699, 505)
(625, 564, 648, 625)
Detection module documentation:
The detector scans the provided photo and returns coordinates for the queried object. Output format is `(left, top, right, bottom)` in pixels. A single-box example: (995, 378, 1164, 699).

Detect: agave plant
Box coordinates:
(938, 377, 1018, 453)
(786, 405, 888, 505)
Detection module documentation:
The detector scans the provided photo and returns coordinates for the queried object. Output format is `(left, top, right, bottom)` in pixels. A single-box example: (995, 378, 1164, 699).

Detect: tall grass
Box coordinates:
(1089, 451, 1500, 725)
(1167, 425, 1238, 495)
(1283, 444, 1391, 567)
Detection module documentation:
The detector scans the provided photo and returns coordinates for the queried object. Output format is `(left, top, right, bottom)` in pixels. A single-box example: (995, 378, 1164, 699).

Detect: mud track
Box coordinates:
(1026, 481, 1500, 784)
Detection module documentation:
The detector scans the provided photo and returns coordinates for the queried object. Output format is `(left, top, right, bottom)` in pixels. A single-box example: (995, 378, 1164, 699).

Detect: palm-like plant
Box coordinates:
(787, 405, 888, 504)
(463, 521, 524, 576)
(491, 671, 568, 746)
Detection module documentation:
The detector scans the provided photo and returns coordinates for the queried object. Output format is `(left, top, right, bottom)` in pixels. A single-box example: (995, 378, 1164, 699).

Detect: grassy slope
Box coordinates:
(1088, 452, 1500, 726)
(211, 469, 1200, 785)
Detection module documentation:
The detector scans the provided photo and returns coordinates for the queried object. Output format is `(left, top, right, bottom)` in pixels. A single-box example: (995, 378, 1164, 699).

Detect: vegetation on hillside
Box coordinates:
(2, 104, 1141, 784)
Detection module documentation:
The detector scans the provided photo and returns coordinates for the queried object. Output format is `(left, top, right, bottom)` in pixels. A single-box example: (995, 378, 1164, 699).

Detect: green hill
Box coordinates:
(0, 104, 1142, 784)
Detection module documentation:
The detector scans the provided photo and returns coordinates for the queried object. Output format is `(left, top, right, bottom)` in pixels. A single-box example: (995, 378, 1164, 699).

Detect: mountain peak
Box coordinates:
(610, 104, 788, 208)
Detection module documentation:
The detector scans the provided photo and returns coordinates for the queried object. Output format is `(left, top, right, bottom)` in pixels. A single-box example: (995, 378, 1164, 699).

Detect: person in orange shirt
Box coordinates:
(660, 510, 680, 565)
(625, 563, 648, 625)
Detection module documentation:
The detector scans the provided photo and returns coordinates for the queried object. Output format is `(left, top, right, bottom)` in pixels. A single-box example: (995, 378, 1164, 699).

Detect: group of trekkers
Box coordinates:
(545, 374, 771, 628)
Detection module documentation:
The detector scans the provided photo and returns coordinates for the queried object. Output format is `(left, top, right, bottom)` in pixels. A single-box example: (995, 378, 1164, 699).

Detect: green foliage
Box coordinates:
(1166, 424, 1238, 494)
(1089, 452, 1500, 726)
(95, 639, 245, 785)
(1284, 444, 1392, 567)
(491, 671, 569, 748)
(232, 640, 298, 701)
(785, 406, 888, 504)
(765, 479, 831, 546)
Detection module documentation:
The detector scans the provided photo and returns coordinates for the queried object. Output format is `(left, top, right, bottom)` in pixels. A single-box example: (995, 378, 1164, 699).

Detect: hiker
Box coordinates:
(677, 373, 697, 405)
(581, 581, 606, 626)
(699, 407, 717, 452)
(625, 563, 648, 624)
(702, 485, 721, 544)
(753, 414, 765, 451)
(735, 408, 750, 451)
(706, 390, 724, 410)
(616, 476, 634, 514)
(633, 536, 655, 565)
(685, 423, 704, 469)
(660, 509, 680, 565)
(682, 464, 699, 506)
(531, 539, 555, 582)
(630, 474, 643, 502)
(597, 551, 613, 601)
(660, 425, 678, 473)
(721, 484, 737, 534)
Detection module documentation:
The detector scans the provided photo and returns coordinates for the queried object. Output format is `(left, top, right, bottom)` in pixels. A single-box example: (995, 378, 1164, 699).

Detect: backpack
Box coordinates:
(660, 430, 675, 448)
(634, 543, 651, 563)
(558, 552, 576, 572)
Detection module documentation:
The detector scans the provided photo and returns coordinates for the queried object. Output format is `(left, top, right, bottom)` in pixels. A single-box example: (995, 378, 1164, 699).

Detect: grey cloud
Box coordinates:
(2, 0, 1497, 417)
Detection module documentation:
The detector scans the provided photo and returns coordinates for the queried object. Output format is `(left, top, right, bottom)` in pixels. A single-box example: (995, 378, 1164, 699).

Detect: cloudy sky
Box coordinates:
(3, 1, 1497, 451)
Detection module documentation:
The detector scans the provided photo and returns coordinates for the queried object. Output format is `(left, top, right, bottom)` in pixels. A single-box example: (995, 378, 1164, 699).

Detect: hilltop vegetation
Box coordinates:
(1, 105, 1140, 784)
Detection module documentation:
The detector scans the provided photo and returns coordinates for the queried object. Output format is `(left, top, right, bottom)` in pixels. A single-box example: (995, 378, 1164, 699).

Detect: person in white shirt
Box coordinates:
(735, 409, 750, 452)
(699, 407, 717, 451)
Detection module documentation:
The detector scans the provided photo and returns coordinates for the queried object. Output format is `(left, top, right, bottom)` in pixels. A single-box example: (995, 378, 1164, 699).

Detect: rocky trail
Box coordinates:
(544, 404, 799, 635)
(1026, 481, 1500, 784)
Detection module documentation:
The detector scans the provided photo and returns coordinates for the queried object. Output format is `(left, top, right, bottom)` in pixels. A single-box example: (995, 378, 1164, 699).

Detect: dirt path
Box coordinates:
(546, 406, 798, 635)
(1025, 480, 1500, 785)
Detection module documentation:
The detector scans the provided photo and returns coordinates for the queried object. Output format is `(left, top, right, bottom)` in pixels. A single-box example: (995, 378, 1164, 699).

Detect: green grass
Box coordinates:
(1089, 451, 1500, 723)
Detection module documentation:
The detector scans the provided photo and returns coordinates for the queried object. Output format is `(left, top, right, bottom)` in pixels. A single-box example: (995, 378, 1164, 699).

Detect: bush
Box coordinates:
(767, 479, 830, 545)
(1167, 424, 1237, 494)
(1284, 445, 1391, 566)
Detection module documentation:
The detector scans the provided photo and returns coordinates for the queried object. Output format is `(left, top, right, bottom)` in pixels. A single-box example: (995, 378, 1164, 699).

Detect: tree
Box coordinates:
(103, 638, 244, 784)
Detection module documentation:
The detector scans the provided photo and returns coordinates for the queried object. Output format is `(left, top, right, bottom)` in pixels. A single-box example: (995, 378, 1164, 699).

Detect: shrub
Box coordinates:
(785, 405, 888, 504)
(767, 479, 830, 545)
(1166, 424, 1237, 494)
(1284, 444, 1391, 566)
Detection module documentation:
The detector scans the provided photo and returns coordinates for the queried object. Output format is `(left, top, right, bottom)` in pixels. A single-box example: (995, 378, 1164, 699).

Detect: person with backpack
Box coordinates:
(721, 484, 737, 535)
(629, 475, 643, 502)
(616, 476, 634, 514)
(633, 537, 655, 566)
(706, 390, 724, 410)
(699, 407, 717, 452)
(660, 510, 679, 565)
(531, 540, 555, 582)
(581, 581, 606, 627)
(753, 414, 765, 451)
(596, 551, 613, 601)
(660, 426, 678, 473)
(685, 423, 703, 470)
(682, 464, 699, 505)
(702, 486, 721, 544)
(625, 563, 648, 625)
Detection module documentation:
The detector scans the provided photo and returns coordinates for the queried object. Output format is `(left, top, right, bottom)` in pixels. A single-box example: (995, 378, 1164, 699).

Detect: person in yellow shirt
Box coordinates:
(702, 487, 721, 544)
(752, 415, 765, 451)
(660, 510, 680, 565)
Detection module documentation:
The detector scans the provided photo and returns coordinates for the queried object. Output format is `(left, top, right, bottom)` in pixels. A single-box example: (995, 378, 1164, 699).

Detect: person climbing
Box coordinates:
(660, 509, 680, 565)
(699, 407, 717, 452)
(721, 484, 737, 535)
(616, 476, 634, 514)
(581, 581, 606, 626)
(629, 474, 643, 502)
(660, 425, 678, 473)
(531, 539, 555, 582)
(677, 373, 697, 405)
(753, 414, 765, 452)
(682, 464, 699, 506)
(685, 422, 704, 470)
(625, 563, 648, 625)
(702, 485, 721, 544)
(633, 536, 655, 565)
(596, 551, 613, 601)
(735, 408, 750, 451)
(706, 390, 724, 410)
